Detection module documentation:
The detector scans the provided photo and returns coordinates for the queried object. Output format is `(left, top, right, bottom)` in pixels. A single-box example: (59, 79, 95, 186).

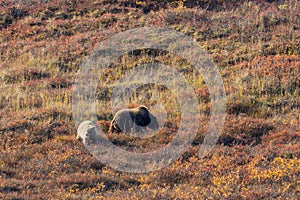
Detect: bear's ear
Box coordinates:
(138, 105, 149, 114)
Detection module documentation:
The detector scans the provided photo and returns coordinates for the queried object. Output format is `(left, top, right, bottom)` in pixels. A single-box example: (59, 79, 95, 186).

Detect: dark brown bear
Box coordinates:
(109, 105, 159, 133)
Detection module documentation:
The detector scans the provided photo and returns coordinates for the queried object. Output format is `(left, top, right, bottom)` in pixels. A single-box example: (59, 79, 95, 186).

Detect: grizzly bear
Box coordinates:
(109, 105, 159, 134)
(76, 120, 99, 145)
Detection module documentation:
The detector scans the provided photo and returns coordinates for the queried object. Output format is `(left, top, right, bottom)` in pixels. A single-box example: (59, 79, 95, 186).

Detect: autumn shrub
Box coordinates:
(0, 0, 299, 199)
(219, 116, 275, 146)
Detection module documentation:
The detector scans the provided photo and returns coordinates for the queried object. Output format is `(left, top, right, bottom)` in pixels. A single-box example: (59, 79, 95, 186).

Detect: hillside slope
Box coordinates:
(0, 0, 299, 199)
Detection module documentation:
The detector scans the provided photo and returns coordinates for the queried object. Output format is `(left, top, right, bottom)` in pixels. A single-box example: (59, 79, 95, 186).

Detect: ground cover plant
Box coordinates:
(0, 0, 299, 199)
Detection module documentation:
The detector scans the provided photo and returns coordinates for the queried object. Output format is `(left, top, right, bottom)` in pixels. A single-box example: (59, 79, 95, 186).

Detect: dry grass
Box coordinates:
(0, 0, 299, 199)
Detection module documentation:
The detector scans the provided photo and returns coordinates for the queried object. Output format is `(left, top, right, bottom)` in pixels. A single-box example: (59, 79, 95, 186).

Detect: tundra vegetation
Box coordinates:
(0, 0, 299, 199)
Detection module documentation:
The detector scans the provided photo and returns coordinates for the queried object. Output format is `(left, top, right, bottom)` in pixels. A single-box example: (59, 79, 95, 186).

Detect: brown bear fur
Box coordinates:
(109, 105, 159, 133)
